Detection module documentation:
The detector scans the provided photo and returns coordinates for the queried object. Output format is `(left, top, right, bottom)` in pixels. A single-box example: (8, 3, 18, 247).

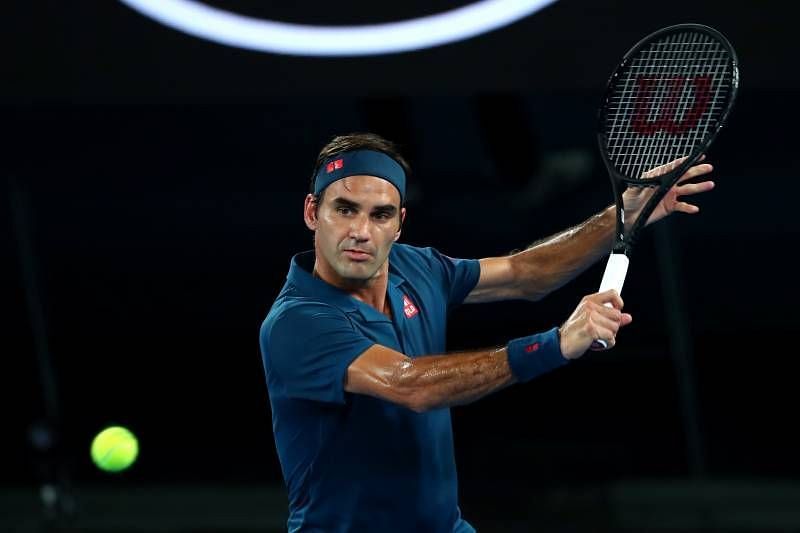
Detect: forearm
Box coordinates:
(397, 329, 566, 412)
(511, 205, 616, 300)
(398, 347, 516, 412)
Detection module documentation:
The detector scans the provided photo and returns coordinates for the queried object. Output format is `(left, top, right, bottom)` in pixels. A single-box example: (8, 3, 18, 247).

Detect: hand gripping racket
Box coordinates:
(595, 23, 739, 348)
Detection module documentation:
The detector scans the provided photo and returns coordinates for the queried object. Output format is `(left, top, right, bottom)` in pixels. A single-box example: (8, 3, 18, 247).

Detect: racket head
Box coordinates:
(597, 24, 739, 188)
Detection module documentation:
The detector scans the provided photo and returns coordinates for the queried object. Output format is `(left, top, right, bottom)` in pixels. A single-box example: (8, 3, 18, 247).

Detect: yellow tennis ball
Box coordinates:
(90, 426, 139, 473)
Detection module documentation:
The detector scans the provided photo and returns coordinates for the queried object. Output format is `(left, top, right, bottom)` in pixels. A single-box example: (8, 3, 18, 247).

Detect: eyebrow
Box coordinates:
(331, 197, 398, 214)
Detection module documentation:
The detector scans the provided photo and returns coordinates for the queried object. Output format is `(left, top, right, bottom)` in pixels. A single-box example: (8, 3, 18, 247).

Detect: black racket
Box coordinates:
(595, 23, 739, 348)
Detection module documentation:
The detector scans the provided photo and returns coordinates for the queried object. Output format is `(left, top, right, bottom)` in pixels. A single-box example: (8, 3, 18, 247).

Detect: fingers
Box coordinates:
(587, 314, 630, 351)
(671, 179, 715, 214)
(591, 303, 632, 333)
(562, 290, 633, 359)
(589, 312, 624, 343)
(643, 155, 713, 182)
(588, 325, 618, 350)
(676, 163, 714, 184)
(673, 201, 700, 214)
(665, 156, 688, 170)
(641, 158, 682, 179)
(581, 290, 632, 350)
(675, 180, 715, 195)
(584, 288, 624, 310)
(642, 155, 695, 178)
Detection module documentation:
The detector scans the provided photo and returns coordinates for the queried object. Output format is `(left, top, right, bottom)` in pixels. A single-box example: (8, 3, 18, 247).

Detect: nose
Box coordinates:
(348, 212, 371, 241)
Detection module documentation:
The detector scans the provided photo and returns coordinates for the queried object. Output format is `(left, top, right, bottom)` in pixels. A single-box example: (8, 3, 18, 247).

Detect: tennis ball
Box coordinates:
(90, 426, 139, 473)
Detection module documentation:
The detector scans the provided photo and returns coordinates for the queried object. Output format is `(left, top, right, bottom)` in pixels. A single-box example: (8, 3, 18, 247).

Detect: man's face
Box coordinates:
(306, 175, 405, 283)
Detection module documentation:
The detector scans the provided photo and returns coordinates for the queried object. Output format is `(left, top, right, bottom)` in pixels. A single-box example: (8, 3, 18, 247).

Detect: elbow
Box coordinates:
(405, 394, 432, 414)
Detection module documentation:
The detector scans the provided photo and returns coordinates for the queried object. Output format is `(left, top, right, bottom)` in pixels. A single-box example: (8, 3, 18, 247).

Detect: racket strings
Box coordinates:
(603, 30, 734, 181)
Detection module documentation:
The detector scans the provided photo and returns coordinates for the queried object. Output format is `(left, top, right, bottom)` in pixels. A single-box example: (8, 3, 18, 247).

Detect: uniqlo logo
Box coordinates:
(402, 295, 418, 319)
(326, 158, 344, 173)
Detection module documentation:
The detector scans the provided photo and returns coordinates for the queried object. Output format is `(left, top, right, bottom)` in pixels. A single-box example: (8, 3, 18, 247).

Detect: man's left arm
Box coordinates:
(465, 159, 715, 304)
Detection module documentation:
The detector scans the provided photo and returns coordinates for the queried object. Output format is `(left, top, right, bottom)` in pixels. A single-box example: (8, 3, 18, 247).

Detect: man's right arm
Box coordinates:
(345, 344, 518, 413)
(346, 289, 631, 412)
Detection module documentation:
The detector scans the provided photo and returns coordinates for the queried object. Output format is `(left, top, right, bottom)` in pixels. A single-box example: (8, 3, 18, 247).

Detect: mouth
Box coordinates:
(343, 249, 372, 262)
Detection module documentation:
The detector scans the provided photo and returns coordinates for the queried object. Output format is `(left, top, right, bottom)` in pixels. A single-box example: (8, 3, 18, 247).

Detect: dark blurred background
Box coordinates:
(4, 1, 799, 531)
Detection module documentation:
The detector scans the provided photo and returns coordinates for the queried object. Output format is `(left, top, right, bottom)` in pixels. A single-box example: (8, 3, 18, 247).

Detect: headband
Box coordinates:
(314, 150, 406, 203)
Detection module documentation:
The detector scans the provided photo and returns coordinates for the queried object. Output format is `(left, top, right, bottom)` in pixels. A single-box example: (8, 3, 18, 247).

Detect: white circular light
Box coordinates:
(118, 0, 556, 57)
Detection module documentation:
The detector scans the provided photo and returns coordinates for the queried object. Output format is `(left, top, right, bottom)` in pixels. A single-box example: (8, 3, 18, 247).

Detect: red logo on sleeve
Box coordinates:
(402, 295, 419, 319)
(524, 342, 540, 353)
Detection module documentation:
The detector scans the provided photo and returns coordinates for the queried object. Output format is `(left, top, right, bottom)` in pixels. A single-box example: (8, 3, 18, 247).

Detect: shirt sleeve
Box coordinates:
(422, 247, 481, 310)
(261, 302, 375, 404)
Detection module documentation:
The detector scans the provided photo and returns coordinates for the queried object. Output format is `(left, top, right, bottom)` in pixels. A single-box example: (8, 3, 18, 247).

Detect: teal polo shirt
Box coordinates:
(260, 243, 481, 532)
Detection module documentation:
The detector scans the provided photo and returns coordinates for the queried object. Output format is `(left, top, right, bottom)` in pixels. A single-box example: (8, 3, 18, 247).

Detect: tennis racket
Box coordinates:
(594, 23, 739, 348)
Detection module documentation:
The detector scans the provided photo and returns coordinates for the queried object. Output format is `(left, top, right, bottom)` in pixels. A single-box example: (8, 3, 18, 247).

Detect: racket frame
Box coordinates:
(597, 23, 740, 256)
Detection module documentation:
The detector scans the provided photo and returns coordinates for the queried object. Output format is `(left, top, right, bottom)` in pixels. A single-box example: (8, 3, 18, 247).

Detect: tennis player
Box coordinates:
(259, 132, 713, 532)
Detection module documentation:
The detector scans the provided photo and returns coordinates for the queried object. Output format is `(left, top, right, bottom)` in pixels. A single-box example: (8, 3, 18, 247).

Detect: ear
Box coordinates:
(303, 194, 318, 231)
(394, 207, 406, 242)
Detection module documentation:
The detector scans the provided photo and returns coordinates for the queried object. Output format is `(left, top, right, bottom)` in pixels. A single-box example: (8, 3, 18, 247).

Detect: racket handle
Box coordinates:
(593, 253, 629, 350)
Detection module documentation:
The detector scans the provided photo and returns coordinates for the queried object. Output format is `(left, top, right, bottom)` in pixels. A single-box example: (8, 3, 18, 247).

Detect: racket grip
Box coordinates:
(593, 253, 629, 350)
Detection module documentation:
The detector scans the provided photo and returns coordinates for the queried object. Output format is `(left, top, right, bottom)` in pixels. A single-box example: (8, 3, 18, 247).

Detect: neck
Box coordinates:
(312, 256, 391, 315)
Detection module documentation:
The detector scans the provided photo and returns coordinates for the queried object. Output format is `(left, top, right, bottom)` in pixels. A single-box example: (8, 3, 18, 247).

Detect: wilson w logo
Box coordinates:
(630, 76, 712, 135)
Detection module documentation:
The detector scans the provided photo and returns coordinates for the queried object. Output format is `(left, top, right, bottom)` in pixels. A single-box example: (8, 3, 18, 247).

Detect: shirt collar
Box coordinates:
(286, 250, 406, 316)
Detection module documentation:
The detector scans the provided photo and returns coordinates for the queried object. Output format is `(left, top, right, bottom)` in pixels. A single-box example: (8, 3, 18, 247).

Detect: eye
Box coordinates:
(337, 206, 353, 215)
(374, 209, 398, 221)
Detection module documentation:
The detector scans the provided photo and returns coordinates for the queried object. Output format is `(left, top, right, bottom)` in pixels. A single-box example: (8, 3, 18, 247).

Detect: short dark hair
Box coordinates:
(309, 132, 411, 207)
